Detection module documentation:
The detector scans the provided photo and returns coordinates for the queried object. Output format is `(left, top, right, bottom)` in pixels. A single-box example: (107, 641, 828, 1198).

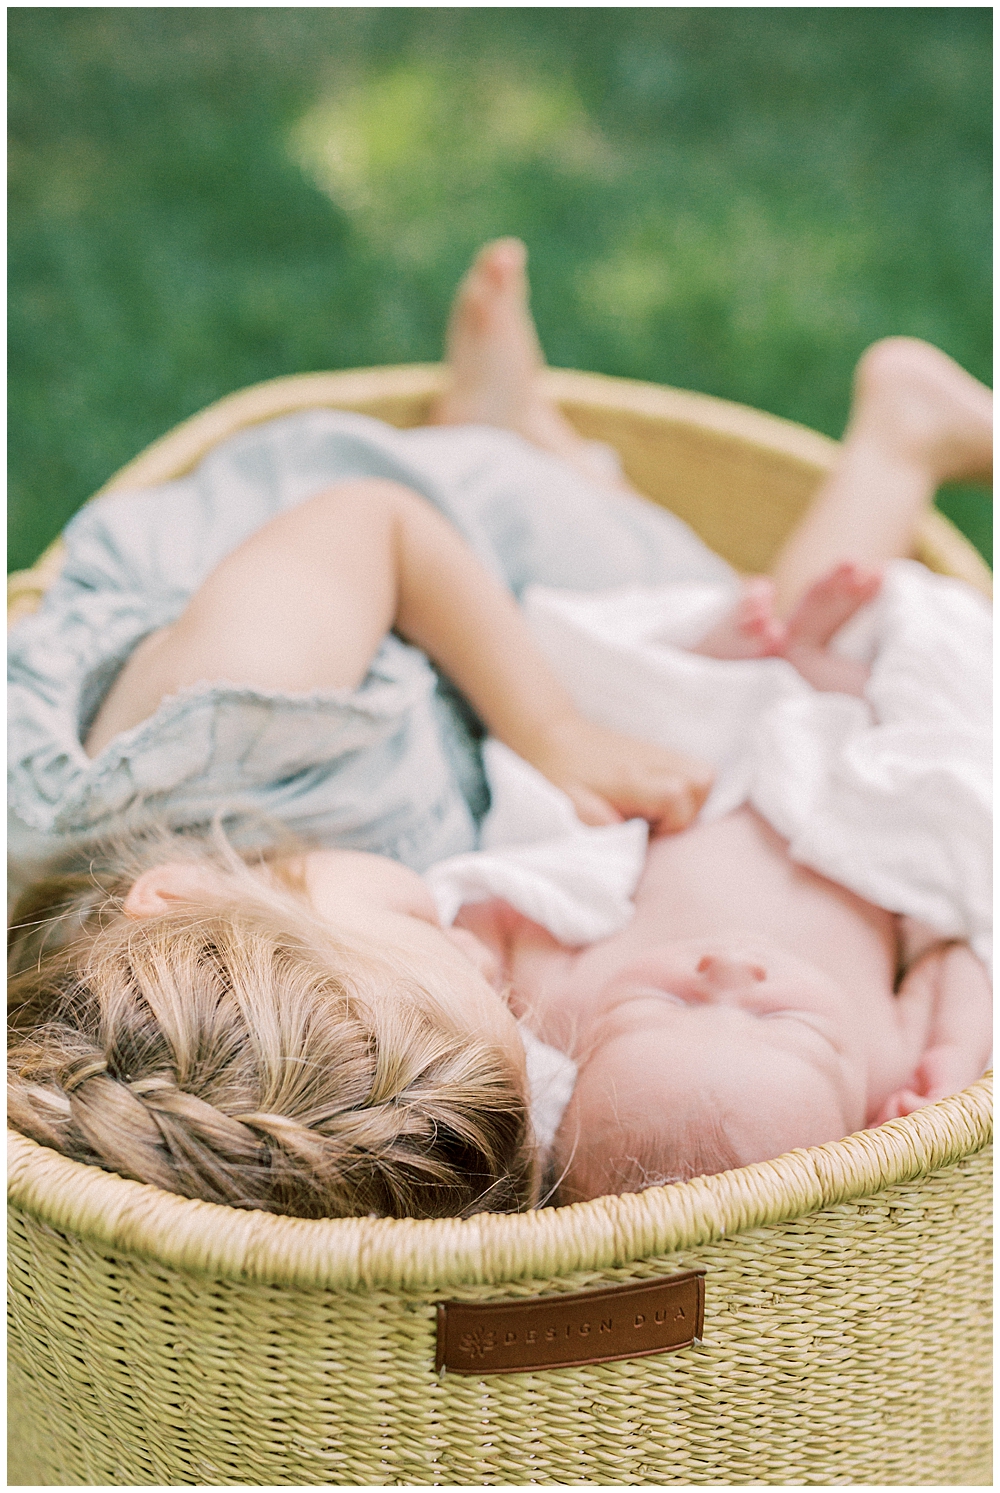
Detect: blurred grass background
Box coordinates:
(9, 7, 992, 573)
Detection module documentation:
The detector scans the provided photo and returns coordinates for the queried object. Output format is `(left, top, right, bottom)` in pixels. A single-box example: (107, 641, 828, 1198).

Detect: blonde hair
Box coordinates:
(8, 848, 537, 1220)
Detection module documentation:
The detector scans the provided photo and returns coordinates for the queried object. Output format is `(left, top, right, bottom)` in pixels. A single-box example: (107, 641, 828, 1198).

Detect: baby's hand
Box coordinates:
(875, 939, 992, 1130)
(529, 717, 714, 834)
(871, 1059, 964, 1125)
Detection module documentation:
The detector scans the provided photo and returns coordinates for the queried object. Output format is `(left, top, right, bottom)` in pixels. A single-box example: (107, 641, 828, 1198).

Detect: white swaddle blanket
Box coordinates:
(522, 559, 992, 970)
(426, 559, 991, 1147)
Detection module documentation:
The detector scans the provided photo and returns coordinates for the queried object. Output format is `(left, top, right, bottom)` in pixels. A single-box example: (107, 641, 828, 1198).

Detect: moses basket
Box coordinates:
(8, 366, 992, 1486)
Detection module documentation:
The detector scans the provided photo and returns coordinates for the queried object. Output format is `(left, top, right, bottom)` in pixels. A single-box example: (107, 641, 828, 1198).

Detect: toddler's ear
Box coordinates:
(124, 861, 226, 918)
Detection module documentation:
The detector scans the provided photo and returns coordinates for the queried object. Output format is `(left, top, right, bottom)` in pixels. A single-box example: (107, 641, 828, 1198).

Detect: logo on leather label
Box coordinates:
(436, 1270, 705, 1375)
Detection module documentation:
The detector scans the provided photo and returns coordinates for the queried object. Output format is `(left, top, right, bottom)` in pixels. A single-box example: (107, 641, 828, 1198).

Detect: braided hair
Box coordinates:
(8, 856, 537, 1219)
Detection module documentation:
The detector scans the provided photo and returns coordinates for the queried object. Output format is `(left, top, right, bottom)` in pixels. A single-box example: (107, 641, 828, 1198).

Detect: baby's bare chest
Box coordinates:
(634, 807, 897, 989)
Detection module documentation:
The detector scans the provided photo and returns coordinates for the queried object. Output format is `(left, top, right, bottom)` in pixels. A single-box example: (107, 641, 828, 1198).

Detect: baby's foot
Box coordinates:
(431, 239, 618, 481)
(784, 561, 882, 647)
(693, 577, 787, 660)
(781, 562, 882, 695)
(849, 338, 993, 484)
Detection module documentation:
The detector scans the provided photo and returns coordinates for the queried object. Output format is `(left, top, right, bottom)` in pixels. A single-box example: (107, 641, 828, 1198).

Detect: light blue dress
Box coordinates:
(8, 410, 735, 883)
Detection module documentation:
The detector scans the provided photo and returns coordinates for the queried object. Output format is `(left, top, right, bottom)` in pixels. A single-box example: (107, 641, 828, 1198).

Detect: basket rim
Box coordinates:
(78, 363, 851, 497)
(7, 1074, 991, 1291)
(8, 363, 992, 608)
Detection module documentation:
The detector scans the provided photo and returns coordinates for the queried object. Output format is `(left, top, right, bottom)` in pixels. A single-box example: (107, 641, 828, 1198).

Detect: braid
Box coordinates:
(8, 874, 536, 1218)
(10, 1033, 180, 1194)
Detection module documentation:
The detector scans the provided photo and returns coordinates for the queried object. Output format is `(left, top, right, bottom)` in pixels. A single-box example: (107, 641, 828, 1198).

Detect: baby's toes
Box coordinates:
(741, 575, 777, 609)
(786, 562, 882, 647)
(695, 579, 784, 660)
(732, 606, 784, 658)
(742, 610, 787, 654)
(852, 565, 883, 605)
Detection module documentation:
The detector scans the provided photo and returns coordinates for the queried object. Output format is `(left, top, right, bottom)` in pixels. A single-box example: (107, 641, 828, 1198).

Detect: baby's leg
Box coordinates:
(780, 562, 882, 695)
(771, 339, 992, 614)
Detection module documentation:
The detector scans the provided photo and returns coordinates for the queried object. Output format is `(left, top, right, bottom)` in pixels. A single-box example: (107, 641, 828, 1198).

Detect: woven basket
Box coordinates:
(8, 366, 993, 1486)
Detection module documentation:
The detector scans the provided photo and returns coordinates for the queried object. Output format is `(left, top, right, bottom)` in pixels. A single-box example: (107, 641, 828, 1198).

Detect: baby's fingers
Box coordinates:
(871, 1089, 926, 1125)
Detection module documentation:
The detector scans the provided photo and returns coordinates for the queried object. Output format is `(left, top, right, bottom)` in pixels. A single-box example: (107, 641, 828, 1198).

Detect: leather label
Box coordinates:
(436, 1269, 705, 1375)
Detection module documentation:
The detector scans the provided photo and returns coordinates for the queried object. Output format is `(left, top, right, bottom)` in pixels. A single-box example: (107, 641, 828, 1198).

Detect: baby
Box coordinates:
(8, 239, 992, 1215)
(456, 812, 991, 1202)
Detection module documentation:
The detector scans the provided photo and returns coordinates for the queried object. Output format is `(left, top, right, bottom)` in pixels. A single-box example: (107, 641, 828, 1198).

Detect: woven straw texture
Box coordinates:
(7, 366, 993, 1486)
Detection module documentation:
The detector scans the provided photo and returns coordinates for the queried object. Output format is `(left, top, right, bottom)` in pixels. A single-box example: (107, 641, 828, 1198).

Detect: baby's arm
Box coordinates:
(87, 478, 712, 831)
(871, 938, 992, 1124)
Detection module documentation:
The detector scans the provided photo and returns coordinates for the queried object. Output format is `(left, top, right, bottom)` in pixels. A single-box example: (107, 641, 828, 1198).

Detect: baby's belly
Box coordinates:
(636, 807, 897, 995)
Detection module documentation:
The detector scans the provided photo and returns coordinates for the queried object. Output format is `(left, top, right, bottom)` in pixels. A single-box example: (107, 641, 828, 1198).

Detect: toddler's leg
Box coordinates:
(770, 338, 992, 614)
(431, 239, 638, 490)
(435, 250, 992, 621)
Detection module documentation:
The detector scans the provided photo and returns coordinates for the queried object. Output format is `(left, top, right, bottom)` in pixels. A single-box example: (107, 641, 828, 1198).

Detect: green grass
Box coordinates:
(9, 8, 992, 573)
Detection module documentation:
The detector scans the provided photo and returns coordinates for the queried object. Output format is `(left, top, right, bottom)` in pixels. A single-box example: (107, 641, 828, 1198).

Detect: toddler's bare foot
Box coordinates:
(432, 238, 543, 428)
(431, 238, 622, 483)
(781, 562, 882, 696)
(694, 578, 787, 660)
(849, 338, 993, 484)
